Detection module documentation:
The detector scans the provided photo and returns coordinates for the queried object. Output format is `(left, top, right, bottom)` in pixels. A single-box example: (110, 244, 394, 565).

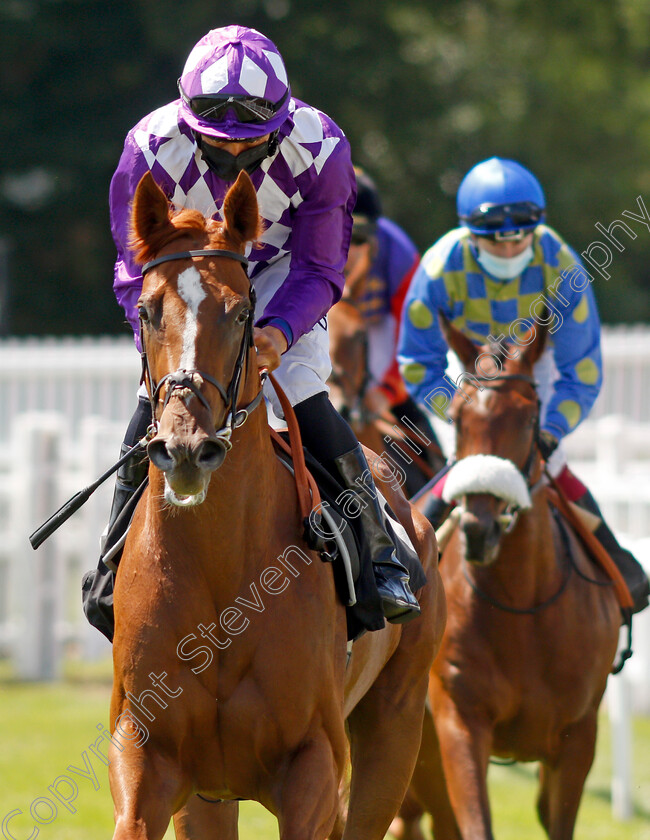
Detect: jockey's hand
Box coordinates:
(254, 325, 288, 373)
(538, 430, 559, 461)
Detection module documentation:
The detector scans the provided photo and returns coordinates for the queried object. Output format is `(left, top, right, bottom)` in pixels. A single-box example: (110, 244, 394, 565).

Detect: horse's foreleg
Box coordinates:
(343, 665, 431, 840)
(431, 692, 494, 840)
(401, 702, 460, 840)
(274, 731, 344, 840)
(109, 743, 188, 840)
(173, 797, 239, 840)
(537, 712, 598, 840)
(389, 788, 428, 840)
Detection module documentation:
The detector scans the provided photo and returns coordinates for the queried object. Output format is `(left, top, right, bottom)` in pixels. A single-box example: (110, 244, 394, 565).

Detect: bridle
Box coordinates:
(461, 372, 543, 534)
(454, 370, 579, 614)
(139, 249, 265, 453)
(473, 372, 541, 485)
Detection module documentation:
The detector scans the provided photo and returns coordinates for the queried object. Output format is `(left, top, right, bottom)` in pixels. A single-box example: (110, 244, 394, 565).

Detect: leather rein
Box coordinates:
(139, 249, 265, 450)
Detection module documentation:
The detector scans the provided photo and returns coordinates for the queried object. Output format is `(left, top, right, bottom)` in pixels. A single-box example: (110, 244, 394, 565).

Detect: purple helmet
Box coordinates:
(178, 26, 291, 140)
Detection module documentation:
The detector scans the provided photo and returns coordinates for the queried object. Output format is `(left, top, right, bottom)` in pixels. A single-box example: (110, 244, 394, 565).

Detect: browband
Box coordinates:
(141, 249, 249, 275)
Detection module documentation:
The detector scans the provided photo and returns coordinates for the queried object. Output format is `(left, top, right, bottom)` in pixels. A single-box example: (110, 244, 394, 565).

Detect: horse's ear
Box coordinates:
(439, 310, 479, 369)
(131, 172, 175, 250)
(520, 318, 548, 366)
(222, 170, 262, 246)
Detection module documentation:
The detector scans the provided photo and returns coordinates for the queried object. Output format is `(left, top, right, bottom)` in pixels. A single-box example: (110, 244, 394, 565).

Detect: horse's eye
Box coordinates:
(138, 305, 150, 323)
(236, 307, 251, 325)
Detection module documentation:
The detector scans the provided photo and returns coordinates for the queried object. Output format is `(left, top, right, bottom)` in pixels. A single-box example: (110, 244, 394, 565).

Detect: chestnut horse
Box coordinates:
(108, 171, 445, 840)
(403, 318, 620, 840)
(327, 300, 444, 498)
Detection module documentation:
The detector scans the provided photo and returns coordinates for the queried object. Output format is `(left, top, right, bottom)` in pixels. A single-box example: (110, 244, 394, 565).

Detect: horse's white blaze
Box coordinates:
(177, 266, 207, 370)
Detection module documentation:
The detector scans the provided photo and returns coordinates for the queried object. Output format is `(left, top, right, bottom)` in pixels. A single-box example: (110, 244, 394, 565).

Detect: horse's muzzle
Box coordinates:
(148, 436, 228, 505)
(460, 509, 501, 566)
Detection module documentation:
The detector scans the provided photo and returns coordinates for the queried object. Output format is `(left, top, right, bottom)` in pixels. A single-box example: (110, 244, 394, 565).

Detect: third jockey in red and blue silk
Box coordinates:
(397, 156, 649, 616)
(83, 25, 421, 640)
(344, 169, 420, 407)
(343, 168, 441, 457)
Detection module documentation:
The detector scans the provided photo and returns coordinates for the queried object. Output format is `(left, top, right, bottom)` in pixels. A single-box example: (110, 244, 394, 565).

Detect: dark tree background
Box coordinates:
(2, 0, 650, 337)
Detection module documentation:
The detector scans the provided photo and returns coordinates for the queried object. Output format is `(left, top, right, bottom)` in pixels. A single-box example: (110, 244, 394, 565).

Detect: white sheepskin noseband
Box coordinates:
(442, 454, 532, 510)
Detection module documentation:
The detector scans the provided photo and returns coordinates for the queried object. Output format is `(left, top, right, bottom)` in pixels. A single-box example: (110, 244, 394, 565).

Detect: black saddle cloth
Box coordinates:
(290, 442, 427, 641)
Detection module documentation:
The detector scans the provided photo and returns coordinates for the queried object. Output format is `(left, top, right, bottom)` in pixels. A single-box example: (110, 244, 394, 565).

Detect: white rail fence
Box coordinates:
(0, 331, 648, 819)
(0, 331, 649, 682)
(0, 337, 140, 676)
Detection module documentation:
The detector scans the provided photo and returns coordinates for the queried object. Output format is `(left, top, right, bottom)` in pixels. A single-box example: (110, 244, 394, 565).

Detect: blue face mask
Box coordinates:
(196, 133, 278, 181)
(476, 245, 534, 280)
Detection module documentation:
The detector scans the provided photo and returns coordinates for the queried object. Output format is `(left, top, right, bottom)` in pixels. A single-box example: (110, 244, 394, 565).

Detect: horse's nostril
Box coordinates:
(196, 439, 227, 471)
(148, 439, 175, 472)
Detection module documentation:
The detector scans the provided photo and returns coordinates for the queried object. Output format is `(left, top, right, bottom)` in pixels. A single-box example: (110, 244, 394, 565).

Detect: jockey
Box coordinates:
(344, 167, 441, 456)
(397, 156, 649, 616)
(83, 25, 420, 639)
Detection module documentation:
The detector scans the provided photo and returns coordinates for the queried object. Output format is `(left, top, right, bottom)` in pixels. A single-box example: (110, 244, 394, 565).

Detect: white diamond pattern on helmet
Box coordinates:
(200, 54, 230, 94)
(238, 54, 269, 97)
(182, 43, 214, 76)
(262, 49, 288, 87)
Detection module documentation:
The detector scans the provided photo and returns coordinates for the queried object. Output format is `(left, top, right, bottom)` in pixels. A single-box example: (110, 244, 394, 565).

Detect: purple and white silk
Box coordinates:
(110, 97, 356, 351)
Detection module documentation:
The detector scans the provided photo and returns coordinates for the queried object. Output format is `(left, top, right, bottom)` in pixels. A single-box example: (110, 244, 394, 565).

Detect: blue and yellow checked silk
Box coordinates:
(397, 225, 602, 440)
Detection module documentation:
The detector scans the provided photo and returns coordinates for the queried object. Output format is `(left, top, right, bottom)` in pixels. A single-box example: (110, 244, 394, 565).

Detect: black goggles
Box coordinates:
(463, 201, 544, 231)
(178, 79, 288, 124)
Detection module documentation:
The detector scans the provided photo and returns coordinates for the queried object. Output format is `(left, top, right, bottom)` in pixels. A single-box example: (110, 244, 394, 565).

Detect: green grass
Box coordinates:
(0, 658, 648, 839)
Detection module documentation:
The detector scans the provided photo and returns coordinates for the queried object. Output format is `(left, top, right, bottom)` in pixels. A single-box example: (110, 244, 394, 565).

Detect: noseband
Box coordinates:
(139, 249, 265, 452)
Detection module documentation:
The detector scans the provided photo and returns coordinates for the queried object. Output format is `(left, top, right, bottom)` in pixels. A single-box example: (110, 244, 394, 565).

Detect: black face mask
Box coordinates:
(195, 133, 278, 181)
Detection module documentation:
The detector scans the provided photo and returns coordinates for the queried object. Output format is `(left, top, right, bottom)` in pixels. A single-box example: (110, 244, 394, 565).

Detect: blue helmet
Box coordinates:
(457, 157, 546, 236)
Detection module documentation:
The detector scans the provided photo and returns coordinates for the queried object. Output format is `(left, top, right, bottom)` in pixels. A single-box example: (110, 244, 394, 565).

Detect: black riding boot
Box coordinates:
(294, 391, 421, 625)
(81, 397, 152, 641)
(574, 489, 650, 616)
(101, 397, 151, 570)
(101, 442, 150, 570)
(333, 446, 421, 623)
